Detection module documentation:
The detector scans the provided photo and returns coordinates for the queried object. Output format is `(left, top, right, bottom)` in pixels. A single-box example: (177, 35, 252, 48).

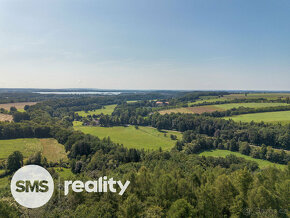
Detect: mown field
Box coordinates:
(214, 102, 289, 110)
(74, 122, 182, 150)
(189, 93, 290, 106)
(199, 149, 287, 169)
(224, 111, 290, 124)
(76, 104, 117, 117)
(159, 105, 222, 115)
(160, 102, 289, 115)
(0, 114, 12, 122)
(0, 102, 37, 112)
(0, 138, 67, 162)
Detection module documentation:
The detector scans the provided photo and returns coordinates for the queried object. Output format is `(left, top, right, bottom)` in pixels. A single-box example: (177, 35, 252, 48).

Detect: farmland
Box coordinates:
(224, 111, 290, 124)
(213, 102, 288, 110)
(0, 102, 37, 112)
(199, 149, 287, 169)
(0, 138, 67, 162)
(159, 105, 222, 115)
(74, 122, 182, 150)
(190, 93, 290, 105)
(76, 104, 117, 117)
(160, 102, 289, 115)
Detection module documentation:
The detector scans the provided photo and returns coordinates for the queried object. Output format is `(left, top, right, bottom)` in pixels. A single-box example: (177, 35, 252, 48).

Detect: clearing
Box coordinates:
(199, 149, 287, 169)
(74, 123, 182, 150)
(160, 102, 289, 115)
(224, 111, 290, 124)
(0, 138, 67, 162)
(159, 105, 221, 115)
(76, 104, 117, 117)
(0, 102, 37, 112)
(213, 102, 289, 110)
(0, 114, 13, 122)
(190, 93, 290, 106)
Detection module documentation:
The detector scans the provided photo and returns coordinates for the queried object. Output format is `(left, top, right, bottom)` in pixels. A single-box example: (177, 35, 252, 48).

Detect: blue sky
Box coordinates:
(0, 0, 289, 90)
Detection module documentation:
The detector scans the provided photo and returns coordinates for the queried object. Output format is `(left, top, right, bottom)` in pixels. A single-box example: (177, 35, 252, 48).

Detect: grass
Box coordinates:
(0, 102, 37, 111)
(74, 123, 182, 150)
(214, 102, 289, 110)
(40, 139, 68, 162)
(160, 103, 289, 115)
(159, 105, 221, 115)
(224, 111, 290, 124)
(0, 114, 13, 122)
(189, 93, 290, 106)
(53, 167, 75, 180)
(0, 138, 67, 162)
(199, 149, 287, 169)
(76, 104, 117, 117)
(0, 177, 9, 189)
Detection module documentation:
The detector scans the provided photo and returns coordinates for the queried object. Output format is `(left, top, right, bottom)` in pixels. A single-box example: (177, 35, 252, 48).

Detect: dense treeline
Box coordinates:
(177, 91, 230, 102)
(0, 122, 52, 139)
(1, 92, 290, 217)
(176, 131, 290, 164)
(204, 105, 290, 117)
(98, 108, 290, 151)
(51, 126, 142, 173)
(189, 97, 290, 107)
(3, 151, 289, 217)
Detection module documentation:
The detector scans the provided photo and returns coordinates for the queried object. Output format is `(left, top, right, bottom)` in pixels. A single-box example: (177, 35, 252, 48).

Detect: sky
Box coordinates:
(0, 0, 289, 90)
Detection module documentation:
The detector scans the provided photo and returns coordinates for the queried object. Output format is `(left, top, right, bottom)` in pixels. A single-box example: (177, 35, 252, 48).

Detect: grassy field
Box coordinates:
(0, 114, 13, 122)
(225, 111, 290, 124)
(53, 167, 75, 180)
(159, 105, 221, 115)
(74, 123, 182, 150)
(199, 149, 287, 169)
(160, 103, 289, 115)
(214, 102, 289, 110)
(0, 138, 67, 162)
(0, 176, 9, 189)
(76, 104, 117, 117)
(0, 102, 37, 112)
(189, 93, 290, 106)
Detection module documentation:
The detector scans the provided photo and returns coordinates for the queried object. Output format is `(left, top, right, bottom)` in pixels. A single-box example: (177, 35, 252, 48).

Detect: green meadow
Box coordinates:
(162, 102, 289, 115)
(199, 149, 287, 169)
(189, 93, 290, 106)
(225, 111, 290, 124)
(76, 104, 117, 117)
(74, 123, 182, 150)
(53, 167, 75, 180)
(0, 138, 67, 162)
(214, 102, 289, 110)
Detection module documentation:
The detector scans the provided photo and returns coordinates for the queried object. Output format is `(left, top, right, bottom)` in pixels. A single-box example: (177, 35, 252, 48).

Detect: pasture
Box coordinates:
(159, 105, 221, 115)
(160, 102, 289, 115)
(0, 102, 37, 112)
(0, 114, 13, 122)
(76, 104, 117, 117)
(74, 124, 182, 150)
(0, 138, 67, 162)
(190, 93, 290, 105)
(214, 102, 289, 110)
(224, 111, 290, 124)
(199, 149, 287, 169)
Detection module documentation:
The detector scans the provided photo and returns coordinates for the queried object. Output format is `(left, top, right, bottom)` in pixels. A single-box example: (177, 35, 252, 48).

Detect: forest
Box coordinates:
(0, 90, 289, 217)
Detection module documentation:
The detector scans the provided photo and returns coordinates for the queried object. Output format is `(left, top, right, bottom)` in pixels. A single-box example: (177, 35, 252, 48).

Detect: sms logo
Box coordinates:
(10, 165, 54, 208)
